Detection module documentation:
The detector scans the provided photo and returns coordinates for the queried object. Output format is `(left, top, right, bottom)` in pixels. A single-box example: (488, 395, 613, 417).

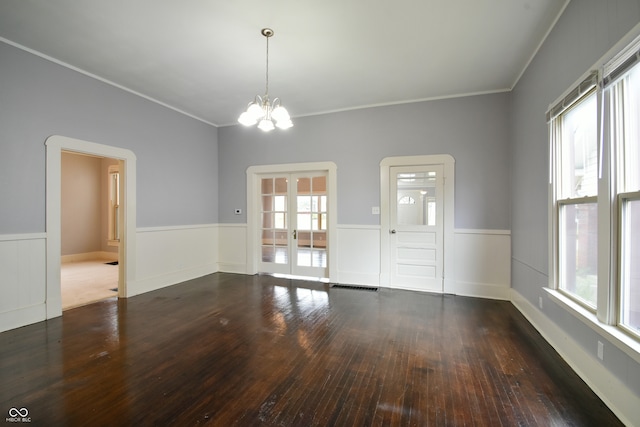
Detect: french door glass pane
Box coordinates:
(261, 177, 289, 265)
(621, 199, 640, 335)
(396, 171, 437, 226)
(296, 175, 327, 268)
(560, 203, 598, 307)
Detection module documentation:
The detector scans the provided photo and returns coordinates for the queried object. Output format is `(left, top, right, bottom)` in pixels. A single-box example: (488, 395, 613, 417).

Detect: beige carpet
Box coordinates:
(61, 260, 118, 310)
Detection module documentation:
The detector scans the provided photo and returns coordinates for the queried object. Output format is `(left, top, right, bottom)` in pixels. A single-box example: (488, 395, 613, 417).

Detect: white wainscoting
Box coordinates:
(336, 225, 380, 286)
(131, 224, 218, 297)
(215, 224, 511, 298)
(453, 229, 511, 300)
(216, 224, 248, 274)
(0, 233, 47, 333)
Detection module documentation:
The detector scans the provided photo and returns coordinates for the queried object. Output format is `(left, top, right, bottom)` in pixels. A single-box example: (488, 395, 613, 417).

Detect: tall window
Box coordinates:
(611, 62, 640, 337)
(108, 165, 120, 246)
(549, 35, 640, 341)
(550, 77, 598, 309)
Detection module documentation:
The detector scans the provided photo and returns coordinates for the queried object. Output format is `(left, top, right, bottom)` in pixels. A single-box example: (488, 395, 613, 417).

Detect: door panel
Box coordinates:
(292, 173, 328, 277)
(259, 176, 290, 274)
(259, 172, 328, 279)
(390, 165, 444, 292)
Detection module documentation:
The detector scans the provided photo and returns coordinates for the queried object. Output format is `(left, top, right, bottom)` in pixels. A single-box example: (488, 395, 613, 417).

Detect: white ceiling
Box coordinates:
(0, 0, 568, 127)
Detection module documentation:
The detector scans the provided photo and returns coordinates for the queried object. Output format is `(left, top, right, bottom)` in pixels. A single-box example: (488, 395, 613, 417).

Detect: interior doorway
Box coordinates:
(389, 164, 444, 292)
(45, 135, 137, 320)
(60, 151, 121, 309)
(380, 155, 455, 293)
(246, 162, 338, 282)
(258, 171, 329, 279)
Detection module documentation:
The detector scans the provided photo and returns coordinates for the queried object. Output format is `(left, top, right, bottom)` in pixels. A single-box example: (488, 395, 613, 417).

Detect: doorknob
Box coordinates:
(293, 229, 297, 239)
(390, 229, 397, 234)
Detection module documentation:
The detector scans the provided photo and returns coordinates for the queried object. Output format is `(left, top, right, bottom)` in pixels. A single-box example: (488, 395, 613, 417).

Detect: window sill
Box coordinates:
(544, 288, 640, 364)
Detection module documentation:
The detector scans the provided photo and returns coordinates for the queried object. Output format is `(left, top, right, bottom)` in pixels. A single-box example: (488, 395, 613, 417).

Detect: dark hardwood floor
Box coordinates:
(0, 273, 622, 426)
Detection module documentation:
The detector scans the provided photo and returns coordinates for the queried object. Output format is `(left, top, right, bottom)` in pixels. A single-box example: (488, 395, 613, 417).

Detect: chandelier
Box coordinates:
(238, 28, 293, 131)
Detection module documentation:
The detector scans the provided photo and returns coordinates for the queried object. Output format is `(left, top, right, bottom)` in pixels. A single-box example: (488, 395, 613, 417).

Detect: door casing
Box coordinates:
(380, 155, 455, 293)
(46, 135, 136, 319)
(246, 162, 338, 282)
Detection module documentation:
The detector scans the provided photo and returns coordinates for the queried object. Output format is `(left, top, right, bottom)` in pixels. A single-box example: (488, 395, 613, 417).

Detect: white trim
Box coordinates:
(0, 38, 219, 128)
(455, 281, 511, 300)
(337, 224, 381, 230)
(380, 155, 455, 293)
(0, 233, 47, 242)
(544, 288, 640, 364)
(511, 289, 640, 427)
(510, 0, 571, 90)
(61, 251, 118, 263)
(137, 223, 218, 233)
(45, 135, 137, 319)
(219, 90, 511, 127)
(246, 162, 338, 282)
(454, 228, 510, 235)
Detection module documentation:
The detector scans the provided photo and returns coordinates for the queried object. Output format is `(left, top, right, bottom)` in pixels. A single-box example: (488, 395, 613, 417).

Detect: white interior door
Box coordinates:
(258, 172, 328, 279)
(390, 165, 444, 292)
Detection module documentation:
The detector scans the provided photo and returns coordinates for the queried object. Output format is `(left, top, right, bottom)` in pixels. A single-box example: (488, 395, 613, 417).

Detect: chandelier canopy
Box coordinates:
(238, 28, 292, 131)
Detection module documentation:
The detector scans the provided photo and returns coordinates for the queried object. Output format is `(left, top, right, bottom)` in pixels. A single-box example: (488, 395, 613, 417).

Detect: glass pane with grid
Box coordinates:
(261, 177, 288, 264)
(297, 175, 327, 268)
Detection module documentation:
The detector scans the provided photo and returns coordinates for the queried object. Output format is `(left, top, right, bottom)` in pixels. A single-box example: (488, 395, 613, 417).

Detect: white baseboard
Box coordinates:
(217, 262, 247, 275)
(336, 271, 380, 287)
(0, 303, 46, 334)
(511, 289, 639, 427)
(454, 280, 510, 300)
(128, 263, 218, 297)
(61, 251, 118, 263)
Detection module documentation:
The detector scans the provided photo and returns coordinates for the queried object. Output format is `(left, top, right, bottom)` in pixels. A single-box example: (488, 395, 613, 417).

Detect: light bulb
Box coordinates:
(247, 102, 265, 120)
(271, 105, 290, 122)
(258, 119, 275, 131)
(275, 119, 293, 130)
(238, 112, 257, 126)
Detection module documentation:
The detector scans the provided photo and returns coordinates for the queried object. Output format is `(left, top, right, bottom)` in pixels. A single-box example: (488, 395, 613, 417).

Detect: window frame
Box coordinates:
(547, 33, 640, 357)
(549, 79, 599, 312)
(617, 185, 640, 339)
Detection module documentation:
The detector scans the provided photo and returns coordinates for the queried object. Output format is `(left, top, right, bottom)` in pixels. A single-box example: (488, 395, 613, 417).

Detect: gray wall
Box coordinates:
(0, 41, 219, 233)
(219, 92, 511, 230)
(510, 0, 640, 394)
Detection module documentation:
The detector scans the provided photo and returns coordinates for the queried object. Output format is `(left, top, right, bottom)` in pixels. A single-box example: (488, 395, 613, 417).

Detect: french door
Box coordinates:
(389, 164, 444, 292)
(259, 172, 328, 279)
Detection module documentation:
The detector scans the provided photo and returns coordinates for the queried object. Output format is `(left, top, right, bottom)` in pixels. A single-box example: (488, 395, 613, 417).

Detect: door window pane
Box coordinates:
(261, 177, 289, 265)
(396, 171, 437, 226)
(560, 203, 598, 307)
(296, 174, 327, 269)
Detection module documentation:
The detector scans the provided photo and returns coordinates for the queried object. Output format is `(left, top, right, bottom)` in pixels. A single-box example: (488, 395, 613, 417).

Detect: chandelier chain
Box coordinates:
(265, 33, 269, 97)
